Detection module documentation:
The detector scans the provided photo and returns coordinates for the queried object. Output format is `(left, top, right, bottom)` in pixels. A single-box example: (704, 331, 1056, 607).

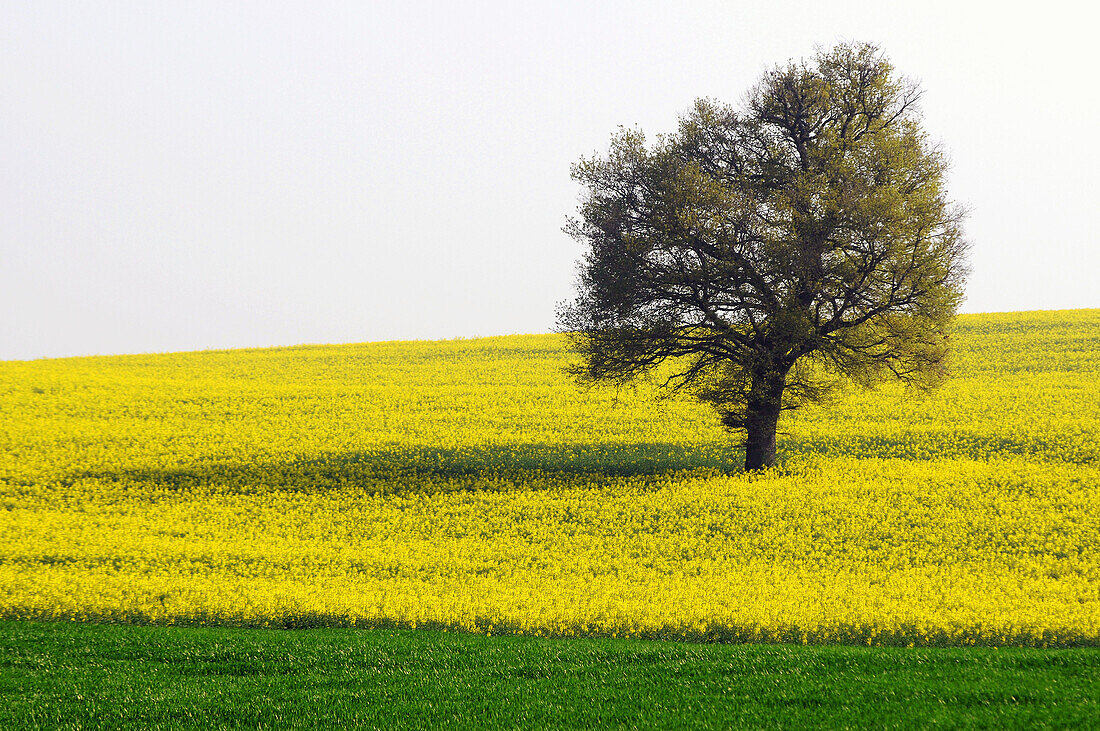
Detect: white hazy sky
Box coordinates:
(2, 1, 1097, 360)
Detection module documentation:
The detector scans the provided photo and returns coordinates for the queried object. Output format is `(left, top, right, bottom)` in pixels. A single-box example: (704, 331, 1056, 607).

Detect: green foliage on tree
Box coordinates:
(559, 42, 969, 470)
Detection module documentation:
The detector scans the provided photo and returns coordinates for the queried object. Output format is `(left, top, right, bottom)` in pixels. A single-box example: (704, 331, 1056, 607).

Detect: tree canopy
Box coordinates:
(558, 42, 969, 470)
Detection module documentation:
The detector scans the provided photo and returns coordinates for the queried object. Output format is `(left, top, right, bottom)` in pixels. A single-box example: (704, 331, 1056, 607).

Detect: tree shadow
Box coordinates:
(66, 427, 1081, 496)
(778, 430, 1093, 464)
(70, 441, 746, 495)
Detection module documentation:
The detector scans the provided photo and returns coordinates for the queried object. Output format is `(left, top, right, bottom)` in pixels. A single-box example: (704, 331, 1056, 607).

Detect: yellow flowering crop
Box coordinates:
(0, 310, 1097, 646)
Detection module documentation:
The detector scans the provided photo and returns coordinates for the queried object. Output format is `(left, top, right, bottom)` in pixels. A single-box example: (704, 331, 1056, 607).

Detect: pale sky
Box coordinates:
(2, 1, 1097, 360)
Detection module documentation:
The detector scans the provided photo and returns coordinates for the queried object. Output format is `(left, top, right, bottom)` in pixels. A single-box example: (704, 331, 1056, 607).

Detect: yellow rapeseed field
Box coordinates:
(1, 310, 1097, 646)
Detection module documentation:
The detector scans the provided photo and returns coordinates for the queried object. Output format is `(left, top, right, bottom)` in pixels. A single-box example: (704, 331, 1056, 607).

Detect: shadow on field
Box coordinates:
(69, 442, 746, 494)
(64, 428, 1084, 495)
(779, 431, 1093, 464)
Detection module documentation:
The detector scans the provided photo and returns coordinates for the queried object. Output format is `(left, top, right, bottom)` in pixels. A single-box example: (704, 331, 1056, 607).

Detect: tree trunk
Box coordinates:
(744, 368, 787, 471)
(744, 402, 781, 471)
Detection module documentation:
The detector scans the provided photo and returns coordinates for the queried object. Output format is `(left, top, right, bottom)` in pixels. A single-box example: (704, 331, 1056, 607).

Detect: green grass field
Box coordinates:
(3, 621, 1098, 729)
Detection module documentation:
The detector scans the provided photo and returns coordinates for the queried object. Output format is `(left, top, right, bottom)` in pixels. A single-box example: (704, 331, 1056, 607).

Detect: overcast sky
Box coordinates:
(2, 1, 1097, 360)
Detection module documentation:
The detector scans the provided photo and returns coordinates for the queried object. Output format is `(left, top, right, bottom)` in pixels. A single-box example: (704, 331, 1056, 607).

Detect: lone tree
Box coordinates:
(558, 42, 969, 471)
